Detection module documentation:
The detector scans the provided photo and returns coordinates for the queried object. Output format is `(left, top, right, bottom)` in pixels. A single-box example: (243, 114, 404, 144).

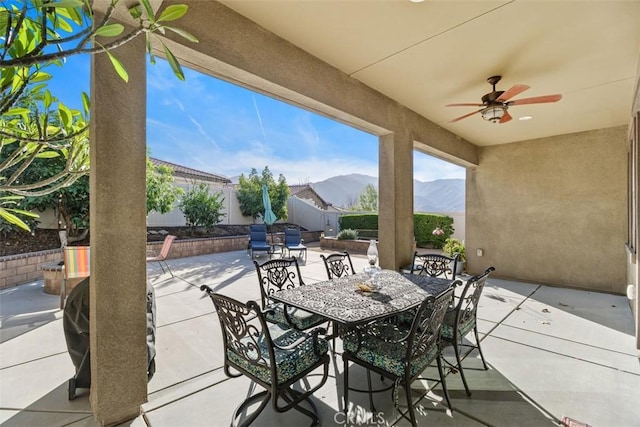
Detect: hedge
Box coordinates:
(338, 213, 454, 248)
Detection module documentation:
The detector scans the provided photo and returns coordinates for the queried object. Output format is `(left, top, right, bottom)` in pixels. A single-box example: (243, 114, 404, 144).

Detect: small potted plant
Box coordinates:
(443, 237, 465, 275)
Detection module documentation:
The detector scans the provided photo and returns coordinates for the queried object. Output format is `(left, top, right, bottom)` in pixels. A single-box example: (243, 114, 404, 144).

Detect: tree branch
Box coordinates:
(0, 170, 87, 196)
(0, 125, 89, 146)
(0, 26, 146, 67)
(5, 144, 42, 186)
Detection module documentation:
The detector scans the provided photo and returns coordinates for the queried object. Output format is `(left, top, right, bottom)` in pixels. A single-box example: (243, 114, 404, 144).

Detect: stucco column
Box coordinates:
(89, 28, 148, 425)
(378, 131, 414, 270)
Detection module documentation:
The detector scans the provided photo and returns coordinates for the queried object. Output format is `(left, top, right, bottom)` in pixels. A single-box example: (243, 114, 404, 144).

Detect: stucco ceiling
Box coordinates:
(219, 0, 640, 147)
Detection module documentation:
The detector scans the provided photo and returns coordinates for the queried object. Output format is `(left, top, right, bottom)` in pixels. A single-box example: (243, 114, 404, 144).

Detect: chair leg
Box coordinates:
(60, 278, 67, 310)
(282, 388, 321, 427)
(404, 378, 418, 427)
(452, 339, 471, 397)
(156, 260, 166, 274)
(437, 354, 453, 410)
(474, 325, 488, 370)
(162, 260, 174, 277)
(231, 389, 271, 427)
(343, 358, 350, 418)
(366, 369, 375, 412)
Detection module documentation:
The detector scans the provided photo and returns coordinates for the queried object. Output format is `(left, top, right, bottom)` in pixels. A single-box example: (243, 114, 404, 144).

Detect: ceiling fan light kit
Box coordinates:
(447, 75, 562, 124)
(481, 105, 506, 123)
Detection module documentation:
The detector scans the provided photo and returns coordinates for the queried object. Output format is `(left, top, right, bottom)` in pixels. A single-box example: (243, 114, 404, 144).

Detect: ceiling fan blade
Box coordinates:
(446, 103, 484, 107)
(450, 109, 482, 123)
(499, 111, 513, 124)
(496, 84, 530, 102)
(509, 94, 562, 105)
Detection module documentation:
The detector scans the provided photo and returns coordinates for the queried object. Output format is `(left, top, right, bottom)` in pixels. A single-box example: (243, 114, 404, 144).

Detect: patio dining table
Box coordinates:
(270, 269, 454, 327)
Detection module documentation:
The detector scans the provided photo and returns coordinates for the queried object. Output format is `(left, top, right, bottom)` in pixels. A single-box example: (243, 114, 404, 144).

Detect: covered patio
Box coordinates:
(53, 1, 640, 423)
(1, 246, 638, 426)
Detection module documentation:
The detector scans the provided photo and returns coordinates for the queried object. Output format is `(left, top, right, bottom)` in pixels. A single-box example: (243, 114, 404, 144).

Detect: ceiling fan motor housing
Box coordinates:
(482, 91, 504, 105)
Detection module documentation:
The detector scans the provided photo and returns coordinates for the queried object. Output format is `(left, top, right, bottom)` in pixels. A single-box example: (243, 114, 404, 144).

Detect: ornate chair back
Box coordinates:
(320, 251, 356, 279)
(411, 252, 458, 279)
(253, 257, 304, 309)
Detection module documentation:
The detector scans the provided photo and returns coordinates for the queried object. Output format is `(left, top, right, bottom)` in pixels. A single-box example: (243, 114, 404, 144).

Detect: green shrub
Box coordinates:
(357, 229, 378, 239)
(337, 213, 454, 248)
(337, 229, 359, 240)
(178, 182, 226, 231)
(414, 213, 454, 248)
(443, 237, 465, 262)
(339, 214, 378, 231)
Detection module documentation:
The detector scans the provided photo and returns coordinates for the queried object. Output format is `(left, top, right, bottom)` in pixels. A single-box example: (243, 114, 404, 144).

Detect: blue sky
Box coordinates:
(51, 56, 465, 184)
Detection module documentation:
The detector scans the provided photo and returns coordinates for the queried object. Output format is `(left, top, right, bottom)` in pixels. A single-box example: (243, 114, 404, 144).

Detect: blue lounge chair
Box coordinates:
(248, 224, 271, 258)
(284, 227, 307, 262)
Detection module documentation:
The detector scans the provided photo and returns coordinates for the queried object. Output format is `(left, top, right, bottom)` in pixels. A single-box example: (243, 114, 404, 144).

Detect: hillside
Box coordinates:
(311, 174, 464, 212)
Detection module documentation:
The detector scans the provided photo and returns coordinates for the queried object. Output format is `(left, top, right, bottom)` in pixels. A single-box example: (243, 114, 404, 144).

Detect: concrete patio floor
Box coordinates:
(1, 244, 639, 426)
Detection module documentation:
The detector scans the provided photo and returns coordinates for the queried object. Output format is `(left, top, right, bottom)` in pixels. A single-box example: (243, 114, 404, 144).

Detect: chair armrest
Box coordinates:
(273, 326, 328, 355)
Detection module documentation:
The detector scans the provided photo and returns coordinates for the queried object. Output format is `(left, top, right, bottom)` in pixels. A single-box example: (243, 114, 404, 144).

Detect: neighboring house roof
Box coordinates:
(289, 184, 332, 210)
(150, 158, 231, 184)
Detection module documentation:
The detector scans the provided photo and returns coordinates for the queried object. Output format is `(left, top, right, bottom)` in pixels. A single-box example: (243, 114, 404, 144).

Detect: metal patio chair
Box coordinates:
(440, 266, 495, 396)
(284, 227, 307, 262)
(254, 257, 326, 331)
(248, 224, 271, 259)
(342, 287, 455, 426)
(146, 234, 176, 276)
(200, 290, 330, 427)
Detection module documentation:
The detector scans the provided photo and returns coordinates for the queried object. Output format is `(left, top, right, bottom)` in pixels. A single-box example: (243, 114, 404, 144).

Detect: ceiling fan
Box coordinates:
(446, 75, 562, 124)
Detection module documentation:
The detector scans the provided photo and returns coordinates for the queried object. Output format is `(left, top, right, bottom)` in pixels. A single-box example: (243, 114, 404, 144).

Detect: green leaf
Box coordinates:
(81, 92, 90, 115)
(0, 195, 24, 203)
(162, 42, 185, 81)
(44, 90, 52, 109)
(157, 5, 188, 22)
(5, 107, 31, 117)
(47, 0, 84, 8)
(0, 10, 9, 38)
(35, 151, 61, 159)
(164, 26, 199, 43)
(31, 71, 52, 83)
(94, 23, 125, 38)
(59, 103, 72, 128)
(128, 4, 142, 20)
(106, 51, 129, 82)
(57, 5, 83, 25)
(0, 208, 31, 231)
(140, 0, 156, 21)
(56, 16, 73, 33)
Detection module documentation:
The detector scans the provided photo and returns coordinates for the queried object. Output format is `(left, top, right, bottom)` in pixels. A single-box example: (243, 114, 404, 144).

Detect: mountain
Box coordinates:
(311, 174, 464, 212)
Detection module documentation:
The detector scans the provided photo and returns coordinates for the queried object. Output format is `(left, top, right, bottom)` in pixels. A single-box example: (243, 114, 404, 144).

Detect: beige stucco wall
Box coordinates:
(466, 126, 627, 293)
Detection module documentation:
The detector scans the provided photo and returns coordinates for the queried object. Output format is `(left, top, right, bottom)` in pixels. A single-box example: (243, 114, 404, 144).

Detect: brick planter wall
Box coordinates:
(0, 231, 322, 289)
(0, 249, 63, 289)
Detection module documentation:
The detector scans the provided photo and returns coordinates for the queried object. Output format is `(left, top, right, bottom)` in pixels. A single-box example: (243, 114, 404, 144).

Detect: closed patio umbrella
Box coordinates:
(262, 185, 277, 240)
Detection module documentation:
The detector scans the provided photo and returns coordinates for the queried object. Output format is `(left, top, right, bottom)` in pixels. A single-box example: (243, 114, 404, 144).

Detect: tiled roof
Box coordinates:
(288, 184, 311, 196)
(149, 158, 231, 184)
(288, 184, 332, 208)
